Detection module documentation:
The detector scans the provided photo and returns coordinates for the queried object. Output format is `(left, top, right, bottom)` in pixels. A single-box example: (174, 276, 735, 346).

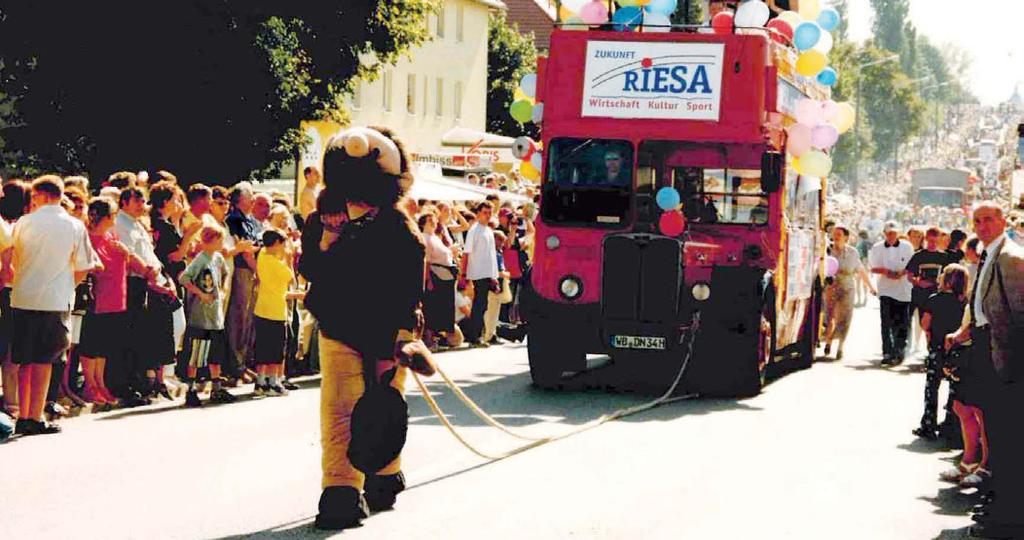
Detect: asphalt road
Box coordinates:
(0, 298, 979, 539)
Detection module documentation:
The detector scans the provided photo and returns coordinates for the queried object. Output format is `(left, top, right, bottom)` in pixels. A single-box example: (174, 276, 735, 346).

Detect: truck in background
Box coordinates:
(911, 167, 971, 209)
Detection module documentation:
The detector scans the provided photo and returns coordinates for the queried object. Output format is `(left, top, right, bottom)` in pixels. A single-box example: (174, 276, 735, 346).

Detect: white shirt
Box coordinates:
(464, 222, 499, 281)
(0, 219, 13, 252)
(115, 212, 162, 274)
(868, 239, 914, 302)
(974, 233, 1006, 328)
(11, 204, 96, 312)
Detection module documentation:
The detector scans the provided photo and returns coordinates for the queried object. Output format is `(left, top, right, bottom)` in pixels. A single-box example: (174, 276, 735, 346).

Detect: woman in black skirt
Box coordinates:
(419, 212, 457, 351)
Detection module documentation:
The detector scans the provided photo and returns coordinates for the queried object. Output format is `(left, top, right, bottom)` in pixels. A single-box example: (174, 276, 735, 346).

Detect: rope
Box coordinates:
(411, 311, 702, 461)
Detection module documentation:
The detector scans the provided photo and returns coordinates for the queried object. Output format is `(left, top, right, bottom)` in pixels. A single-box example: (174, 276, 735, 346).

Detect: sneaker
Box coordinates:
(267, 384, 288, 397)
(184, 390, 202, 408)
(45, 401, 69, 418)
(881, 357, 896, 367)
(16, 418, 61, 436)
(940, 462, 979, 483)
(961, 468, 993, 488)
(209, 388, 237, 404)
(281, 379, 299, 391)
(912, 426, 938, 440)
(253, 385, 267, 399)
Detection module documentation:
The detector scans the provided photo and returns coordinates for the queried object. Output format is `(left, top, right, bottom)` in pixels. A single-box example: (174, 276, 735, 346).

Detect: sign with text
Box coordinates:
(581, 40, 725, 121)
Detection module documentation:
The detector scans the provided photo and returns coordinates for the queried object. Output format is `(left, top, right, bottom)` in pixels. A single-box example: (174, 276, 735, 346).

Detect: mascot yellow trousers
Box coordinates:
(319, 334, 406, 490)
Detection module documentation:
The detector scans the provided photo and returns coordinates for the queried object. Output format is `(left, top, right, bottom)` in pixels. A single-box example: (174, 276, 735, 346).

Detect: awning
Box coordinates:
(411, 163, 530, 204)
(441, 126, 516, 149)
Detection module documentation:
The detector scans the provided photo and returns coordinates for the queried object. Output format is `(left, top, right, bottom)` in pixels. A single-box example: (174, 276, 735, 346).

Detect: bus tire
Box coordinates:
(526, 327, 571, 389)
(735, 293, 775, 397)
(794, 281, 821, 370)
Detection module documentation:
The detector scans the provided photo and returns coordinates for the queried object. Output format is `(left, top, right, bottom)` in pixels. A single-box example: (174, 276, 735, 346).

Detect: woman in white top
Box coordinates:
(420, 212, 458, 350)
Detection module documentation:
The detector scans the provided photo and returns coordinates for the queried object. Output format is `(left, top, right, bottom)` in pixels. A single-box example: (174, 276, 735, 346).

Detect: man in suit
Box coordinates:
(948, 202, 1024, 539)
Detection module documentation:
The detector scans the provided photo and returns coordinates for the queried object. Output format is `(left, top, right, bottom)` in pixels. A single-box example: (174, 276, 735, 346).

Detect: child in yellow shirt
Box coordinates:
(253, 230, 304, 397)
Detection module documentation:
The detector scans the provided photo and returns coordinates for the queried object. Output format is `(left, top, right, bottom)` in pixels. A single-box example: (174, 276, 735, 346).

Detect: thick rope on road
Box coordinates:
(411, 312, 701, 461)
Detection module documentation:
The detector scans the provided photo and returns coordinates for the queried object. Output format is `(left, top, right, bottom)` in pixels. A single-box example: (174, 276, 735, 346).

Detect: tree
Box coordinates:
(858, 47, 925, 167)
(832, 0, 850, 42)
(869, 0, 910, 54)
(0, 1, 438, 183)
(486, 11, 539, 139)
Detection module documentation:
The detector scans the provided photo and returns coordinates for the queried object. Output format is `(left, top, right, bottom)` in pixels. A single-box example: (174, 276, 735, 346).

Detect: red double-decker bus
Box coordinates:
(519, 25, 829, 396)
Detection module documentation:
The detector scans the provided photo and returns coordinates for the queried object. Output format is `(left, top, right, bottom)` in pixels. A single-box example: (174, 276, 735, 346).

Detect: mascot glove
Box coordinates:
(395, 341, 436, 377)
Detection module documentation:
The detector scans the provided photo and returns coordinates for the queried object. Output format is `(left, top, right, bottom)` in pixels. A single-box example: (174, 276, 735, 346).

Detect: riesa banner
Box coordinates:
(581, 41, 725, 121)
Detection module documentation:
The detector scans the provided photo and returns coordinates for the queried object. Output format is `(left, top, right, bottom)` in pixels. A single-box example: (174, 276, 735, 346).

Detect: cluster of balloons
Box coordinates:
(511, 135, 542, 181)
(787, 98, 855, 178)
(509, 73, 543, 125)
(709, 2, 841, 86)
(655, 186, 686, 236)
(558, 0, 676, 31)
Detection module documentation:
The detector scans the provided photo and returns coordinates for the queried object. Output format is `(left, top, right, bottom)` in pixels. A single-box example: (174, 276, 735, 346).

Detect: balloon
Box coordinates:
(612, 6, 644, 31)
(711, 11, 734, 34)
(825, 255, 839, 278)
(513, 87, 533, 103)
(816, 67, 837, 86)
(642, 12, 671, 32)
(796, 49, 827, 77)
(817, 7, 840, 31)
(797, 150, 832, 177)
(643, 0, 676, 15)
(519, 73, 537, 99)
(616, 0, 651, 5)
(510, 100, 533, 123)
(563, 0, 589, 11)
(793, 22, 821, 51)
(563, 16, 588, 30)
(811, 124, 839, 149)
(656, 187, 681, 211)
(734, 0, 770, 27)
(512, 136, 536, 160)
(520, 160, 541, 181)
(813, 29, 833, 54)
(821, 99, 840, 121)
(830, 102, 856, 134)
(778, 10, 803, 27)
(794, 98, 822, 126)
(580, 1, 609, 24)
(658, 210, 686, 237)
(531, 102, 544, 123)
(798, 0, 821, 21)
(787, 123, 813, 158)
(766, 18, 794, 44)
(530, 152, 543, 172)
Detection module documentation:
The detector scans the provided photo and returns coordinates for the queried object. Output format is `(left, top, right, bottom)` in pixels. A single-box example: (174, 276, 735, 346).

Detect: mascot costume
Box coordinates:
(299, 126, 433, 530)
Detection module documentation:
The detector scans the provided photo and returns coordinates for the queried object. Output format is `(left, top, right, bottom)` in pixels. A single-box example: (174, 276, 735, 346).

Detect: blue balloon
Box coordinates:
(612, 6, 643, 31)
(816, 67, 837, 86)
(817, 8, 840, 32)
(793, 22, 822, 51)
(643, 0, 677, 16)
(656, 187, 681, 211)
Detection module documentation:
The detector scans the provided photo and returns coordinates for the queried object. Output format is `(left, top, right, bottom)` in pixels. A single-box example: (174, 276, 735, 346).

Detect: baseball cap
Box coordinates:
(883, 220, 900, 232)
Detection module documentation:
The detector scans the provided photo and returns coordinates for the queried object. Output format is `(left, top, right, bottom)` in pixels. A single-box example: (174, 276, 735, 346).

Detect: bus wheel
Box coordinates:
(794, 284, 821, 370)
(526, 328, 572, 389)
(739, 297, 775, 397)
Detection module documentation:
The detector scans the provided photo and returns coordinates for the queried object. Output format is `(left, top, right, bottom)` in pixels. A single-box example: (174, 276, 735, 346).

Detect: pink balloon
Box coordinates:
(795, 98, 823, 126)
(821, 100, 839, 122)
(811, 124, 839, 149)
(825, 255, 839, 278)
(579, 1, 609, 24)
(787, 123, 813, 157)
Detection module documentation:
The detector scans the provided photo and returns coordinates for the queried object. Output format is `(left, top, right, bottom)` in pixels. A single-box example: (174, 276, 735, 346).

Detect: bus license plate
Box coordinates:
(612, 335, 667, 351)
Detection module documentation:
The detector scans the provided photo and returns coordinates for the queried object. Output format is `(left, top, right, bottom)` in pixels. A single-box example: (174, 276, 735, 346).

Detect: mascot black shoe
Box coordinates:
(298, 126, 427, 530)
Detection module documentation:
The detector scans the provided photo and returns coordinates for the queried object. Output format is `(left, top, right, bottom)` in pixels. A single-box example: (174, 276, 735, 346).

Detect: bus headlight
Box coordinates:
(691, 282, 711, 301)
(559, 276, 583, 300)
(546, 235, 561, 250)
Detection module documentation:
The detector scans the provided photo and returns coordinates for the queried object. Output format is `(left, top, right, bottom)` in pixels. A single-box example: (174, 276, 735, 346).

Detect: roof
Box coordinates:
(472, 0, 507, 9)
(441, 126, 516, 148)
(502, 0, 555, 50)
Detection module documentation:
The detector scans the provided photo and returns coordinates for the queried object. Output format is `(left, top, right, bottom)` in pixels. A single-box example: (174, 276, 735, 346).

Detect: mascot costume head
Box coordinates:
(318, 125, 414, 215)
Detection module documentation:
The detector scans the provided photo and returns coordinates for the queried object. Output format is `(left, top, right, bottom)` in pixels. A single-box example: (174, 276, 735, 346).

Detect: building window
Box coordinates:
(436, 78, 444, 117)
(454, 81, 463, 122)
(407, 74, 417, 114)
(437, 5, 446, 38)
(351, 80, 362, 110)
(457, 5, 465, 42)
(382, 70, 393, 112)
(423, 77, 428, 117)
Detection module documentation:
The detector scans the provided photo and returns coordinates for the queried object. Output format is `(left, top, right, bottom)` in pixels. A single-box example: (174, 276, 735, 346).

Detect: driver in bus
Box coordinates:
(599, 149, 631, 187)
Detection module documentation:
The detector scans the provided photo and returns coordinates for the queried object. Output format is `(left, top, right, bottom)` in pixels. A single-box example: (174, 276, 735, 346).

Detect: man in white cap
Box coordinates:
(868, 220, 914, 365)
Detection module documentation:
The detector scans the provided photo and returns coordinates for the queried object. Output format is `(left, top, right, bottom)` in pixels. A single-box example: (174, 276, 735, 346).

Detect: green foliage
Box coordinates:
(832, 0, 849, 42)
(670, 0, 705, 25)
(0, 1, 438, 183)
(869, 0, 910, 55)
(486, 11, 540, 139)
(857, 46, 926, 164)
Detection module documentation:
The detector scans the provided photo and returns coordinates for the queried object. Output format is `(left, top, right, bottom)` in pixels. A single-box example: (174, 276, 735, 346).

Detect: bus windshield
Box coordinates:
(542, 137, 633, 226)
(918, 188, 963, 208)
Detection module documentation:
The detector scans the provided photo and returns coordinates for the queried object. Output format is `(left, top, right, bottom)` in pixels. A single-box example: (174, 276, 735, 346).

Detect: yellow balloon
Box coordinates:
(798, 0, 821, 21)
(798, 150, 832, 177)
(796, 49, 827, 77)
(790, 156, 801, 173)
(830, 102, 856, 134)
(513, 87, 534, 104)
(559, 5, 576, 20)
(520, 160, 541, 181)
(778, 10, 803, 27)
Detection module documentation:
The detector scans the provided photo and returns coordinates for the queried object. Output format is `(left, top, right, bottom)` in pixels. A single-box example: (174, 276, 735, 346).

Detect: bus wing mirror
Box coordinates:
(761, 152, 783, 193)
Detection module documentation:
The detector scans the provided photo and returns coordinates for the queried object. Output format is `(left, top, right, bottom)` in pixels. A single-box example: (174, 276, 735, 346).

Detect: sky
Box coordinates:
(845, 0, 1024, 105)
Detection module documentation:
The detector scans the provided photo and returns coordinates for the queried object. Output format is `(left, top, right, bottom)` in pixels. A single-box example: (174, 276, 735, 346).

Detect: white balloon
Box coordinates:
(563, 0, 589, 12)
(813, 29, 833, 54)
(531, 102, 544, 123)
(642, 12, 671, 32)
(530, 152, 543, 171)
(734, 0, 770, 27)
(512, 136, 534, 160)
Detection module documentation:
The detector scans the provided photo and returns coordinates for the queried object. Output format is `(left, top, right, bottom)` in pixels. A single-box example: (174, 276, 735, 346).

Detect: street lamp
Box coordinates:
(853, 54, 899, 191)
